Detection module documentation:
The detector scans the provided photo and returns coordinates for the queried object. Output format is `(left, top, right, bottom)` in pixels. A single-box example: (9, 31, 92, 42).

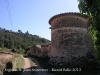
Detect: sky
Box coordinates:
(0, 0, 79, 40)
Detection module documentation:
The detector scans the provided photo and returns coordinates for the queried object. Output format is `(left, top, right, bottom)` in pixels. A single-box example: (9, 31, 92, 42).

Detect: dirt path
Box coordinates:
(21, 56, 54, 75)
(21, 57, 33, 75)
(0, 54, 13, 59)
(23, 58, 31, 69)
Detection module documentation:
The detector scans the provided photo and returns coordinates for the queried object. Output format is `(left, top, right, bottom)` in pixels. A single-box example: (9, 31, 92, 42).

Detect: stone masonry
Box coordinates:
(30, 42, 51, 57)
(30, 44, 41, 57)
(48, 13, 99, 68)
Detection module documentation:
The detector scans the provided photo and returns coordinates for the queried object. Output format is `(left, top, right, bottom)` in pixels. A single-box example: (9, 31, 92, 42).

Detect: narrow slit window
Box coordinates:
(77, 18, 78, 21)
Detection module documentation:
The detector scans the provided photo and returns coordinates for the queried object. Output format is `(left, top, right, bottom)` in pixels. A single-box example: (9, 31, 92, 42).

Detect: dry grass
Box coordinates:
(0, 54, 13, 73)
(11, 54, 24, 69)
(0, 53, 24, 74)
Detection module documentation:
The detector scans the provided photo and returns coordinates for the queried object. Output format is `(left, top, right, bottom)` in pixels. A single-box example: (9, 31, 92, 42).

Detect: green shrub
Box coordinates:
(11, 48, 16, 53)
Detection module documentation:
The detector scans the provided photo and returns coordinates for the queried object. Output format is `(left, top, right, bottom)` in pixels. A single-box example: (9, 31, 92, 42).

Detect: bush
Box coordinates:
(11, 48, 16, 53)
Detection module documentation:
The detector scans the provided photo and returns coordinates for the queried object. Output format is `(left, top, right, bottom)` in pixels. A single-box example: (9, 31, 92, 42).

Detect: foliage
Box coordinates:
(0, 53, 24, 74)
(78, 0, 100, 60)
(26, 50, 30, 56)
(11, 48, 16, 53)
(0, 27, 50, 54)
(28, 58, 36, 74)
(29, 58, 35, 67)
(0, 54, 24, 75)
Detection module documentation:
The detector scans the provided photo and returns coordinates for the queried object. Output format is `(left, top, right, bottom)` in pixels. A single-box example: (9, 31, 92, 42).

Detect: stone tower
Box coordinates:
(48, 13, 98, 68)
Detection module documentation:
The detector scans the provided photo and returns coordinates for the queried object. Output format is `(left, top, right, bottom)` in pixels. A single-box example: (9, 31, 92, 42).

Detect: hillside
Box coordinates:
(0, 27, 50, 53)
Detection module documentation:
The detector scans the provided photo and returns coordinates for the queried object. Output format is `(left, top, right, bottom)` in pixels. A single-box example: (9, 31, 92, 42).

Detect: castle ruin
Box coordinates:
(30, 42, 51, 57)
(48, 13, 98, 68)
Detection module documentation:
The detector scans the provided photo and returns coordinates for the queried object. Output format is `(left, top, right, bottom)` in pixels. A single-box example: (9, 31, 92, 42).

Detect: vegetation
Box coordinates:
(0, 58, 8, 73)
(28, 58, 36, 74)
(78, 0, 100, 61)
(29, 58, 35, 68)
(0, 52, 24, 74)
(0, 50, 13, 74)
(11, 54, 24, 69)
(0, 27, 50, 54)
(0, 27, 50, 74)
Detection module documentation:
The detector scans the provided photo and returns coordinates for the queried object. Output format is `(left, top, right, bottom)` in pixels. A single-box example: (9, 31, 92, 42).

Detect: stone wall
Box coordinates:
(30, 43, 51, 57)
(47, 42, 51, 56)
(40, 42, 51, 57)
(49, 13, 99, 68)
(30, 46, 34, 55)
(30, 44, 41, 56)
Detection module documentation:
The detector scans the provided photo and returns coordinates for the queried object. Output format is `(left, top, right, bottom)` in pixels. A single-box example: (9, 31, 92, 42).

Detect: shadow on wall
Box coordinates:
(30, 55, 100, 75)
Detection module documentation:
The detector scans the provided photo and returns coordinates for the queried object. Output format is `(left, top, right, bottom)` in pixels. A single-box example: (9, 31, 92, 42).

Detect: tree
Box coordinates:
(25, 31, 29, 35)
(0, 27, 50, 55)
(78, 0, 100, 59)
(1, 43, 4, 48)
(18, 30, 22, 33)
